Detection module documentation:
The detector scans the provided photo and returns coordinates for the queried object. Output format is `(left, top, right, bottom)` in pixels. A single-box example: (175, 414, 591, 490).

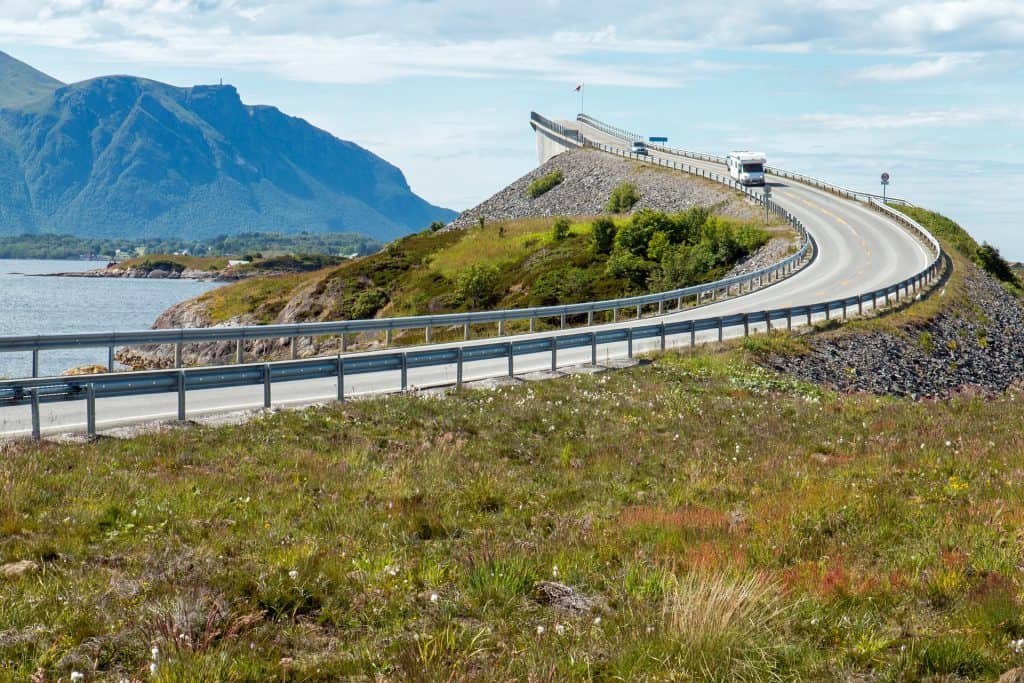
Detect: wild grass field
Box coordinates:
(3, 344, 1024, 681)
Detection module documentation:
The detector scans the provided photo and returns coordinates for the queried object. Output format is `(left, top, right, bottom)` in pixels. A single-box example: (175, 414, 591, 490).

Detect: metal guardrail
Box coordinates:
(1, 116, 812, 380)
(576, 113, 913, 206)
(0, 112, 943, 439)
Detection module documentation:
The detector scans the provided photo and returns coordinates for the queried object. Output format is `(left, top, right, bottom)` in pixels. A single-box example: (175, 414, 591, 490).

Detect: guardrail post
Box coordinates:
(341, 333, 348, 353)
(717, 318, 724, 342)
(385, 329, 393, 346)
(463, 322, 471, 341)
(337, 356, 345, 402)
(107, 345, 115, 372)
(236, 338, 243, 364)
(658, 300, 664, 315)
(456, 348, 464, 387)
(842, 302, 848, 320)
(508, 343, 514, 376)
(765, 312, 772, 332)
(635, 304, 641, 319)
(263, 364, 271, 408)
(290, 337, 298, 360)
(498, 319, 506, 336)
(858, 296, 864, 315)
(174, 342, 183, 368)
(743, 314, 749, 337)
(551, 338, 558, 371)
(806, 309, 812, 326)
(660, 323, 666, 351)
(689, 322, 696, 347)
(560, 313, 566, 329)
(895, 286, 900, 303)
(591, 332, 598, 365)
(677, 296, 683, 310)
(425, 326, 432, 344)
(627, 328, 634, 358)
(86, 384, 96, 438)
(529, 318, 536, 333)
(31, 349, 39, 378)
(586, 311, 593, 326)
(400, 353, 408, 391)
(30, 390, 40, 441)
(872, 292, 878, 310)
(786, 310, 792, 331)
(612, 309, 618, 323)
(825, 304, 831, 321)
(177, 371, 186, 421)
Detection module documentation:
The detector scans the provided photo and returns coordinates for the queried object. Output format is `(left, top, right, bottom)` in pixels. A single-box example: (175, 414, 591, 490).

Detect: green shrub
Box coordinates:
(454, 264, 501, 308)
(614, 217, 657, 257)
(551, 217, 571, 241)
(606, 249, 653, 289)
(526, 170, 564, 198)
(428, 221, 446, 232)
(531, 267, 595, 305)
(606, 182, 640, 213)
(350, 288, 389, 319)
(592, 217, 617, 254)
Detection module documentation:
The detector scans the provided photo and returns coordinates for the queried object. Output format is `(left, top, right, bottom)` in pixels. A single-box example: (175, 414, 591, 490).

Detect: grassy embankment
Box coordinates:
(191, 209, 788, 351)
(4, 345, 1024, 679)
(117, 253, 345, 275)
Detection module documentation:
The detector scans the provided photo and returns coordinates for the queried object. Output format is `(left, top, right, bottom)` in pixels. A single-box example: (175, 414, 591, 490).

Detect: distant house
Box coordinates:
(227, 259, 251, 267)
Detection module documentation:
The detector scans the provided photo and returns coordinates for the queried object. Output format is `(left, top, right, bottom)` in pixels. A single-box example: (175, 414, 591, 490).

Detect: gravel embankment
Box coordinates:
(767, 263, 1024, 398)
(448, 148, 759, 230)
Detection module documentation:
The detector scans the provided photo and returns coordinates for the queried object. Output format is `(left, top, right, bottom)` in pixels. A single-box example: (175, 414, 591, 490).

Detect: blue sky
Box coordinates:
(2, 0, 1022, 256)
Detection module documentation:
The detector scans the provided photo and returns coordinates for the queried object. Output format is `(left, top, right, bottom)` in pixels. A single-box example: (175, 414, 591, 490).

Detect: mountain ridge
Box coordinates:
(0, 50, 63, 108)
(0, 56, 456, 241)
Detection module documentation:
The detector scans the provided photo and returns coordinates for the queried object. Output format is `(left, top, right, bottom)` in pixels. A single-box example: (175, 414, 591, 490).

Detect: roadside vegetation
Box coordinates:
(4, 345, 1024, 679)
(119, 253, 346, 275)
(894, 205, 1021, 295)
(194, 209, 779, 327)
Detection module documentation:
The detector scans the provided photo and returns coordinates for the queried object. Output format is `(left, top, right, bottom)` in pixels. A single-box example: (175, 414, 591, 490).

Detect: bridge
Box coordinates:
(0, 113, 943, 439)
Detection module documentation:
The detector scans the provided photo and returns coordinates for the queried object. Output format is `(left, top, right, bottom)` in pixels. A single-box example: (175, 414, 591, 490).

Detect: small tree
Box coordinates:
(428, 221, 446, 232)
(455, 264, 501, 308)
(606, 182, 640, 213)
(551, 217, 571, 241)
(592, 217, 617, 254)
(477, 216, 486, 230)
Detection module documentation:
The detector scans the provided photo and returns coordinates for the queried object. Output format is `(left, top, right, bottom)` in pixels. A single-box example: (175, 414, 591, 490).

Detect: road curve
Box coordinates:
(0, 115, 936, 438)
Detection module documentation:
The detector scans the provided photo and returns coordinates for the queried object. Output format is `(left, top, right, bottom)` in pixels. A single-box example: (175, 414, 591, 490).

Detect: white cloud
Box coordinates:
(856, 54, 976, 82)
(796, 108, 1019, 131)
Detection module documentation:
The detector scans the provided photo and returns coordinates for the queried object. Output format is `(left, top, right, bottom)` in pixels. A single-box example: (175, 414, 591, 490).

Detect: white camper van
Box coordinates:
(726, 151, 767, 186)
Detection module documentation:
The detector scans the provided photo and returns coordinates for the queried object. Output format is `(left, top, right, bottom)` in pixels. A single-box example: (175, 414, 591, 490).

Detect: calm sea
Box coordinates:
(0, 259, 219, 378)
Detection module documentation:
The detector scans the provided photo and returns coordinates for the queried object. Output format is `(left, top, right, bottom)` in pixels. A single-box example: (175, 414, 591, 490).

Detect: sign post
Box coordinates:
(880, 172, 890, 204)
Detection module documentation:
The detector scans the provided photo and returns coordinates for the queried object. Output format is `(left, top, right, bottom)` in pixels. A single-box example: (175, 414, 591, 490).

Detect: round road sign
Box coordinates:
(881, 172, 890, 184)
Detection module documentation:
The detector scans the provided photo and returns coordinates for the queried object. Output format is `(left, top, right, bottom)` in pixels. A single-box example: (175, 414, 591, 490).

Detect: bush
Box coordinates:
(614, 217, 656, 257)
(606, 249, 653, 289)
(526, 170, 564, 198)
(428, 221, 446, 232)
(551, 217, 571, 241)
(606, 182, 640, 213)
(976, 242, 1017, 284)
(454, 264, 501, 308)
(592, 217, 617, 254)
(350, 288, 389, 319)
(531, 267, 595, 305)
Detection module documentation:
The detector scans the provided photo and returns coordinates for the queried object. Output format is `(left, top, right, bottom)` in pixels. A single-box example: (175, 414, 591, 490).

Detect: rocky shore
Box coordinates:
(766, 261, 1024, 398)
(48, 265, 252, 282)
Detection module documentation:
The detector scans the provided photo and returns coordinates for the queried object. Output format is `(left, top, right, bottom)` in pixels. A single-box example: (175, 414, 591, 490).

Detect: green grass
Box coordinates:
(4, 346, 1024, 679)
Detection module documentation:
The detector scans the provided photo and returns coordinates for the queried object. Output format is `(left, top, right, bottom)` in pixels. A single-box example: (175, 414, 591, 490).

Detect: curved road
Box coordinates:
(0, 116, 934, 438)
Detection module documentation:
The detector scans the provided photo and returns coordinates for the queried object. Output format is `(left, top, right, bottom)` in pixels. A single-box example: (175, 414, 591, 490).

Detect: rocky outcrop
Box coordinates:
(448, 148, 759, 230)
(767, 262, 1024, 398)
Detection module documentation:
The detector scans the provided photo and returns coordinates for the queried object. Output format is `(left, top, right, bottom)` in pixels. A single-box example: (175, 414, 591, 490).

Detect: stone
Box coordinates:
(1, 560, 39, 579)
(999, 668, 1024, 683)
(534, 581, 600, 614)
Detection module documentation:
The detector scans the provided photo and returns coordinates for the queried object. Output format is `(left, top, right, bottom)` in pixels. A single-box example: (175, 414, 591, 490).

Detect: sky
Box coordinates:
(1, 0, 1022, 256)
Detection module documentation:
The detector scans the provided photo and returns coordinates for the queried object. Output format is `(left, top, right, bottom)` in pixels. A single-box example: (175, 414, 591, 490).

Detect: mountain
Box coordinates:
(0, 58, 457, 241)
(0, 51, 63, 108)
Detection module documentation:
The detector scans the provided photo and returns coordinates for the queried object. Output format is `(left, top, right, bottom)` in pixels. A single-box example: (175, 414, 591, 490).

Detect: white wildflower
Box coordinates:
(70, 673, 84, 682)
(552, 565, 559, 578)
(536, 625, 545, 635)
(555, 623, 565, 635)
(429, 593, 439, 603)
(288, 569, 299, 580)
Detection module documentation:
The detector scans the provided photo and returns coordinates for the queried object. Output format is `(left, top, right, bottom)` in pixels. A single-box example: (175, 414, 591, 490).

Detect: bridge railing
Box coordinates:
(0, 118, 814, 380)
(576, 113, 913, 206)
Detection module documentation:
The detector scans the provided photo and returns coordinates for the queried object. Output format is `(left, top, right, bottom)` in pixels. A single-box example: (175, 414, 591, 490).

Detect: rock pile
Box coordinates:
(768, 262, 1024, 398)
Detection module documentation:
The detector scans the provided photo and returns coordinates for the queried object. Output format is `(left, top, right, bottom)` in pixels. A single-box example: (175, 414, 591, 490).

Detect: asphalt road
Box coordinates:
(0, 120, 934, 438)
